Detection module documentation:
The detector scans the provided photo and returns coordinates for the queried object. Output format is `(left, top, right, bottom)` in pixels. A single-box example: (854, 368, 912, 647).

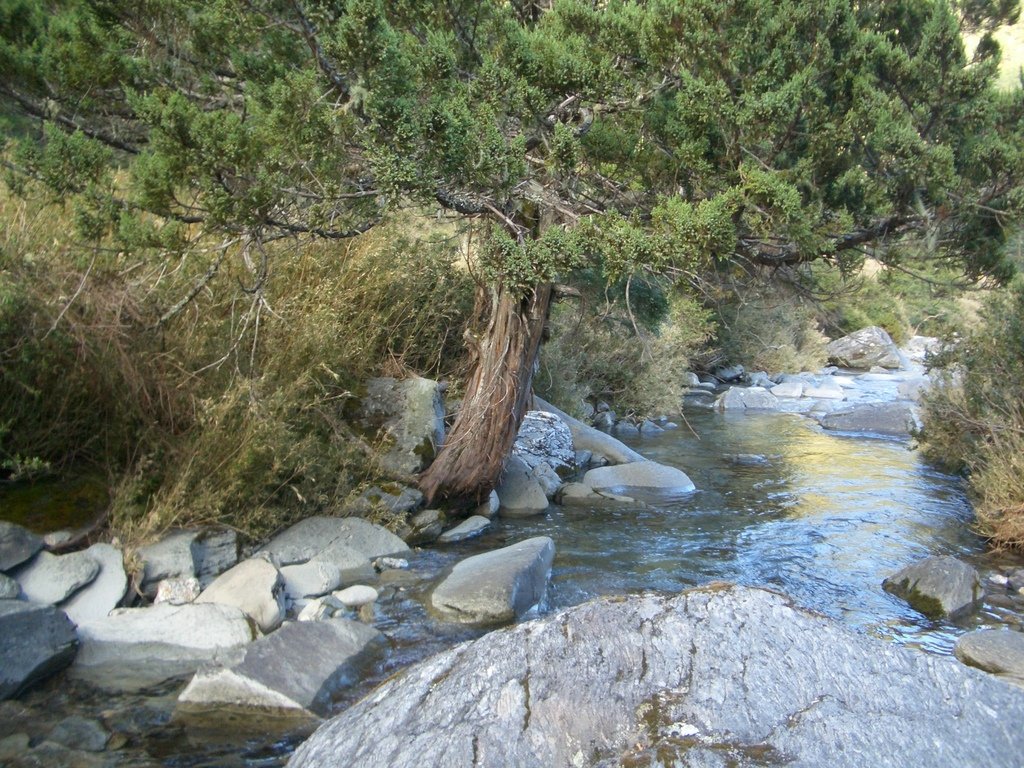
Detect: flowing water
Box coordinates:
(6, 405, 1024, 767)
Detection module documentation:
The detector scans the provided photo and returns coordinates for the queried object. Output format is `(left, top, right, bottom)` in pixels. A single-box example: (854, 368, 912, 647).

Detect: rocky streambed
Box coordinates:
(2, 327, 1024, 766)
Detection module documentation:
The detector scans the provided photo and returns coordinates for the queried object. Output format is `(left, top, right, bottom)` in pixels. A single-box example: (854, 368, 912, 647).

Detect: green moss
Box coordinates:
(0, 475, 108, 533)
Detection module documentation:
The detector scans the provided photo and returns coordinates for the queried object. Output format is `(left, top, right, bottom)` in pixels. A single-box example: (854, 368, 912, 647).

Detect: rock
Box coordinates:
(347, 485, 424, 517)
(574, 449, 593, 467)
(770, 380, 804, 398)
(595, 400, 611, 413)
(43, 530, 74, 549)
(177, 618, 384, 718)
(260, 516, 410, 566)
(715, 386, 779, 411)
(904, 335, 941, 363)
(955, 630, 1024, 679)
(713, 363, 744, 382)
(138, 530, 198, 590)
(196, 558, 286, 633)
(727, 453, 770, 467)
(334, 585, 378, 608)
(0, 573, 18, 599)
(582, 460, 695, 499)
(430, 537, 554, 625)
(355, 376, 446, 475)
(898, 377, 929, 401)
(0, 521, 43, 572)
(820, 402, 920, 436)
(11, 550, 100, 604)
(883, 556, 982, 619)
(496, 455, 549, 517)
(154, 577, 201, 606)
(314, 542, 376, 586)
(1009, 569, 1024, 591)
(438, 516, 491, 544)
(194, 529, 239, 587)
(58, 544, 127, 625)
(374, 556, 409, 571)
(71, 602, 254, 692)
(744, 371, 773, 388)
(48, 716, 109, 752)
(297, 595, 345, 622)
(611, 421, 640, 437)
(0, 733, 29, 760)
(290, 585, 1024, 768)
(535, 397, 647, 465)
(682, 372, 701, 387)
(530, 461, 562, 499)
(827, 326, 903, 370)
(281, 561, 342, 600)
(406, 508, 445, 545)
(638, 419, 664, 435)
(0, 601, 78, 699)
(592, 411, 616, 430)
(512, 411, 575, 472)
(802, 383, 846, 400)
(475, 490, 500, 519)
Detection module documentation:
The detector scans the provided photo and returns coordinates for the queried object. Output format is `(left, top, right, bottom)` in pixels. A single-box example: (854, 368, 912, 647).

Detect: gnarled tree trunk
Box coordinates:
(418, 279, 553, 508)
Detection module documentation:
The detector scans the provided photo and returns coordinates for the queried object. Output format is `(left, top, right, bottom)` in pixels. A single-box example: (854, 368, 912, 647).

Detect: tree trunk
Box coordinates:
(418, 280, 553, 509)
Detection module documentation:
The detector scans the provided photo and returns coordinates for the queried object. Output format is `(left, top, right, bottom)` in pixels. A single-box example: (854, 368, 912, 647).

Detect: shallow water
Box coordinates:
(6, 407, 1024, 766)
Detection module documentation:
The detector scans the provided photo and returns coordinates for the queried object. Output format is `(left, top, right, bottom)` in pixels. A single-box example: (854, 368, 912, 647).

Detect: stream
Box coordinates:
(5, 403, 1024, 767)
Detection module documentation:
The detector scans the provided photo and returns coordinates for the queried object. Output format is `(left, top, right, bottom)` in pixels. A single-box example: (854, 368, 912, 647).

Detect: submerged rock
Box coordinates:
(0, 601, 78, 699)
(827, 326, 903, 370)
(290, 585, 1024, 768)
(178, 619, 383, 719)
(0, 521, 43, 572)
(71, 602, 254, 692)
(430, 537, 554, 625)
(11, 550, 99, 604)
(196, 557, 287, 633)
(883, 556, 982, 619)
(955, 629, 1024, 681)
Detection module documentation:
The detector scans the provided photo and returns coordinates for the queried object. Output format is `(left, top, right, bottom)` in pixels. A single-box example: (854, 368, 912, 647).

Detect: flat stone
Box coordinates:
(281, 560, 342, 600)
(770, 380, 804, 398)
(582, 461, 695, 500)
(314, 541, 376, 586)
(0, 521, 43, 572)
(821, 402, 920, 436)
(154, 577, 201, 605)
(196, 557, 286, 633)
(715, 386, 779, 411)
(335, 585, 378, 608)
(883, 556, 982, 619)
(48, 716, 109, 752)
(438, 516, 491, 544)
(12, 550, 100, 604)
(58, 544, 127, 625)
(430, 537, 554, 625)
(802, 383, 846, 400)
(496, 455, 549, 516)
(71, 602, 254, 692)
(177, 619, 384, 718)
(297, 595, 345, 622)
(260, 516, 409, 567)
(290, 585, 1024, 768)
(0, 600, 78, 699)
(955, 630, 1024, 678)
(43, 530, 74, 548)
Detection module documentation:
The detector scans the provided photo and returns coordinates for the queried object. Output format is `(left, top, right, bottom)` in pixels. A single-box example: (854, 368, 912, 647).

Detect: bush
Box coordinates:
(714, 292, 829, 374)
(920, 278, 1024, 550)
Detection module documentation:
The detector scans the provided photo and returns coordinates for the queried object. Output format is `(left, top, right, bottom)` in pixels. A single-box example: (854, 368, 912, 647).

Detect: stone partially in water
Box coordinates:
(12, 550, 100, 604)
(47, 716, 110, 752)
(955, 629, 1024, 680)
(715, 386, 780, 411)
(281, 560, 343, 601)
(437, 516, 491, 544)
(290, 585, 1024, 768)
(820, 402, 920, 437)
(582, 460, 695, 500)
(0, 574, 18, 599)
(0, 600, 78, 700)
(495, 455, 549, 517)
(883, 556, 982, 619)
(177, 618, 384, 719)
(0, 521, 43, 572)
(430, 537, 554, 625)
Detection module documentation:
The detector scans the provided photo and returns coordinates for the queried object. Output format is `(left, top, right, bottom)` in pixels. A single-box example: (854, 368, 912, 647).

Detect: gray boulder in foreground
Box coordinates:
(827, 326, 903, 370)
(289, 585, 1024, 768)
(883, 555, 982, 619)
(430, 537, 554, 625)
(0, 600, 78, 699)
(178, 618, 383, 719)
(955, 629, 1024, 681)
(71, 602, 254, 692)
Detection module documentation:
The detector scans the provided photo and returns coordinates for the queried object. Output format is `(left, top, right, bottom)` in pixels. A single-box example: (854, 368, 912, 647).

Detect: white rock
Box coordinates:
(582, 461, 695, 497)
(334, 585, 378, 608)
(196, 558, 286, 634)
(475, 491, 500, 519)
(803, 384, 846, 400)
(297, 596, 345, 622)
(154, 577, 201, 606)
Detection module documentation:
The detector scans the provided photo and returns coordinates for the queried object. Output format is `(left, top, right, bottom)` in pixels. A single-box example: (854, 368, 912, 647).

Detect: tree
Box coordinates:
(2, 0, 1022, 509)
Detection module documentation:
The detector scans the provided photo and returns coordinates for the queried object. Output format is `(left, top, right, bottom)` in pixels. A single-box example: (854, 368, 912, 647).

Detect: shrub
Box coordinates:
(714, 292, 829, 374)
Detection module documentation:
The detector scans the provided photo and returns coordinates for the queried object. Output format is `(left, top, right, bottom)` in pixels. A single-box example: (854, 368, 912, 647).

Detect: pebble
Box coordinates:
(374, 557, 409, 571)
(334, 585, 379, 608)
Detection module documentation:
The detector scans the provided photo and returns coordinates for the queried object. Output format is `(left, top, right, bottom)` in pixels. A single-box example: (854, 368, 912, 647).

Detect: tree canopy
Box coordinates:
(3, 0, 1022, 505)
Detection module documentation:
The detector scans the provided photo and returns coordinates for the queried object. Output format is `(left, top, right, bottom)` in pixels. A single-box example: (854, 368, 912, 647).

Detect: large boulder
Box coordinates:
(827, 326, 903, 370)
(11, 550, 99, 604)
(71, 602, 254, 692)
(883, 556, 982, 619)
(0, 601, 78, 699)
(495, 455, 549, 517)
(820, 402, 920, 436)
(196, 558, 287, 633)
(533, 397, 645, 465)
(715, 386, 780, 411)
(57, 544, 127, 625)
(955, 630, 1024, 681)
(177, 618, 383, 719)
(430, 537, 554, 625)
(0, 521, 43, 572)
(582, 460, 695, 500)
(354, 376, 446, 475)
(512, 411, 575, 472)
(259, 516, 409, 567)
(290, 585, 1024, 768)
